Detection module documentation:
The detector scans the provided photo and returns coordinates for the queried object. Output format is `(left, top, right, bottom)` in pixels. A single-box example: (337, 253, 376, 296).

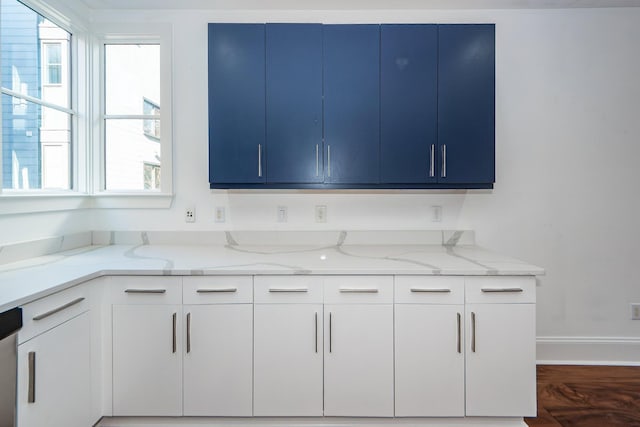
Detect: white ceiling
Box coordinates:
(78, 0, 640, 10)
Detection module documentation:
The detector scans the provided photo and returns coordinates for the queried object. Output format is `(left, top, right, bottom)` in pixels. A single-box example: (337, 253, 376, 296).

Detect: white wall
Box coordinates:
(3, 5, 640, 361)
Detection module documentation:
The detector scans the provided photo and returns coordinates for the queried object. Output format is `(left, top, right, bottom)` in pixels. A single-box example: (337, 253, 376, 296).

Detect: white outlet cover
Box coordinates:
(185, 207, 196, 223)
(315, 205, 327, 223)
(277, 206, 288, 223)
(215, 207, 226, 223)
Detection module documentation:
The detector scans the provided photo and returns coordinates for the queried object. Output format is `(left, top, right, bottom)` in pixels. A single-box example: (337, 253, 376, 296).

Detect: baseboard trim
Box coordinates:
(537, 336, 640, 366)
(97, 417, 527, 427)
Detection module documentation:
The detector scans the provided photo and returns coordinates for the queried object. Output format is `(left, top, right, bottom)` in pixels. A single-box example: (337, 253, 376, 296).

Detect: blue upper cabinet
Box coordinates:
(323, 25, 380, 184)
(380, 25, 438, 184)
(266, 24, 323, 183)
(209, 24, 266, 184)
(438, 24, 495, 185)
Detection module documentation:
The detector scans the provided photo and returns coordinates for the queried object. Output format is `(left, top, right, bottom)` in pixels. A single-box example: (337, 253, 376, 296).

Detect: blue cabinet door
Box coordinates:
(323, 25, 380, 184)
(438, 24, 495, 185)
(209, 24, 265, 184)
(380, 25, 438, 184)
(266, 24, 323, 183)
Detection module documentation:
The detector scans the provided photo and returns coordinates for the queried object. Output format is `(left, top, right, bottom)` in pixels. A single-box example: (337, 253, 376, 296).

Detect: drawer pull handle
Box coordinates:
(410, 288, 451, 293)
(268, 288, 308, 293)
(172, 313, 177, 354)
(339, 288, 379, 293)
(28, 351, 36, 403)
(481, 288, 523, 293)
(197, 288, 237, 293)
(429, 144, 435, 178)
(329, 312, 333, 353)
(32, 297, 85, 321)
(124, 289, 166, 294)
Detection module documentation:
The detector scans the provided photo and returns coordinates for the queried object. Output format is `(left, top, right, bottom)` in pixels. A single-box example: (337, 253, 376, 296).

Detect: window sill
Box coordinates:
(0, 192, 173, 215)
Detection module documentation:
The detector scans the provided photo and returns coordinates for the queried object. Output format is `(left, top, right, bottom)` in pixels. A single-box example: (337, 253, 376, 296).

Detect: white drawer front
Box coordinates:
(19, 283, 90, 344)
(324, 276, 393, 304)
(109, 276, 182, 305)
(183, 276, 252, 304)
(254, 276, 323, 303)
(465, 276, 536, 304)
(395, 276, 464, 304)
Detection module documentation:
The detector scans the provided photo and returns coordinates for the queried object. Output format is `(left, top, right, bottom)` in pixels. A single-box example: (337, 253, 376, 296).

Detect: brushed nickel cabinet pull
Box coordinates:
(172, 313, 177, 354)
(268, 288, 308, 293)
(339, 288, 379, 293)
(471, 312, 476, 353)
(429, 144, 435, 178)
(124, 289, 166, 294)
(258, 144, 262, 177)
(186, 313, 191, 354)
(316, 144, 320, 177)
(315, 312, 318, 353)
(441, 144, 447, 178)
(196, 288, 237, 293)
(410, 288, 451, 293)
(457, 313, 462, 354)
(327, 145, 331, 178)
(481, 288, 524, 293)
(28, 352, 35, 403)
(32, 297, 85, 321)
(329, 312, 333, 353)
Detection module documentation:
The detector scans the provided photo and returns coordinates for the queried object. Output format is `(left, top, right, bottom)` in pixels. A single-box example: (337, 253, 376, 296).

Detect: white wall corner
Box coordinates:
(537, 336, 640, 366)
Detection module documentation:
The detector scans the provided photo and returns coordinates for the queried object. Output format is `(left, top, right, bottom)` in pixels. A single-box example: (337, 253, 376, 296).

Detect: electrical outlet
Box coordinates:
(632, 303, 640, 320)
(277, 206, 288, 223)
(185, 207, 196, 223)
(214, 207, 226, 223)
(315, 205, 327, 223)
(432, 205, 442, 222)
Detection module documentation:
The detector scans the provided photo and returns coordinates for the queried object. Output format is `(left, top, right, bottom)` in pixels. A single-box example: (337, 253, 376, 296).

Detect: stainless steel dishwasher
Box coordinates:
(0, 307, 22, 427)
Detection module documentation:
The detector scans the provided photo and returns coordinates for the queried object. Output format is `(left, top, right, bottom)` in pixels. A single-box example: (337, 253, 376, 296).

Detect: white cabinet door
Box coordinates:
(254, 304, 323, 416)
(183, 304, 253, 416)
(465, 303, 536, 417)
(324, 304, 394, 417)
(17, 311, 92, 427)
(395, 304, 464, 417)
(112, 305, 182, 416)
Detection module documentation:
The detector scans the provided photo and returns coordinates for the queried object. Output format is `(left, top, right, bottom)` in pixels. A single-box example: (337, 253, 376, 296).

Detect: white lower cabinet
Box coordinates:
(253, 276, 324, 416)
(465, 277, 537, 417)
(395, 305, 465, 416)
(182, 304, 253, 415)
(394, 276, 465, 417)
(112, 304, 182, 416)
(17, 311, 92, 427)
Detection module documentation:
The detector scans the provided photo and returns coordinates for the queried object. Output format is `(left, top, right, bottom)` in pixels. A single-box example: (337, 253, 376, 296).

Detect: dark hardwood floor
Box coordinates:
(525, 365, 640, 427)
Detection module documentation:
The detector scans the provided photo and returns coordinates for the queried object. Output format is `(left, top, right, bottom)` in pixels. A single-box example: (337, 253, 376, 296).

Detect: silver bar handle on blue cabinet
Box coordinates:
(327, 145, 331, 178)
(429, 144, 435, 178)
(316, 144, 319, 177)
(258, 144, 262, 177)
(441, 144, 447, 178)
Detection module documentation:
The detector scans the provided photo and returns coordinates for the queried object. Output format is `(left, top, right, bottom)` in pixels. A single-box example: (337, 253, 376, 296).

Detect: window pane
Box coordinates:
(105, 119, 161, 191)
(2, 94, 71, 190)
(1, 0, 72, 190)
(105, 44, 160, 115)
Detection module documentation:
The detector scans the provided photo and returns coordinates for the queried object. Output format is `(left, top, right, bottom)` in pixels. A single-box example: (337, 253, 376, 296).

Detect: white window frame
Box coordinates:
(42, 42, 63, 86)
(92, 23, 173, 208)
(0, 0, 88, 214)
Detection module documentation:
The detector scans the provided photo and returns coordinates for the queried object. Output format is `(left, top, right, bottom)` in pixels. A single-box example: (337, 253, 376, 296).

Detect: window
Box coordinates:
(0, 0, 72, 191)
(104, 43, 161, 191)
(43, 43, 62, 85)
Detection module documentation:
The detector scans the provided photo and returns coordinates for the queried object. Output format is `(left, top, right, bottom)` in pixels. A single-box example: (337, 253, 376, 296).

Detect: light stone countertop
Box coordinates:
(0, 230, 544, 312)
